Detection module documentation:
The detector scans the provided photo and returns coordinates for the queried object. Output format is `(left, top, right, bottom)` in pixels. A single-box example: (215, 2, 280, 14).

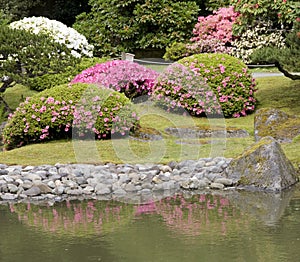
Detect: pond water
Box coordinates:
(1, 186, 300, 262)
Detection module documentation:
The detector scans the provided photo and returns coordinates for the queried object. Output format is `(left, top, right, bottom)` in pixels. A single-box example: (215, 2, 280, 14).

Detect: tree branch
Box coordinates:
(275, 61, 300, 80)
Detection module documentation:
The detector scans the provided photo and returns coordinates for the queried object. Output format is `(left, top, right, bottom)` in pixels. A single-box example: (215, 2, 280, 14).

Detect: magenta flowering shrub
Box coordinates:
(71, 60, 159, 99)
(2, 83, 88, 149)
(178, 54, 257, 118)
(152, 63, 222, 116)
(73, 87, 139, 139)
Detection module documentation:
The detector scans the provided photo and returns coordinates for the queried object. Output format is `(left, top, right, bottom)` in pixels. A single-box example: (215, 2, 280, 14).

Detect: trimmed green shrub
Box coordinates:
(152, 63, 222, 116)
(3, 83, 87, 149)
(2, 83, 139, 149)
(163, 42, 190, 61)
(177, 53, 257, 118)
(28, 57, 109, 91)
(73, 86, 139, 139)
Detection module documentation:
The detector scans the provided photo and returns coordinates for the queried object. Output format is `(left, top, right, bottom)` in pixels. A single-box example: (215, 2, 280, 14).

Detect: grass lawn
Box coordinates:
(0, 75, 299, 168)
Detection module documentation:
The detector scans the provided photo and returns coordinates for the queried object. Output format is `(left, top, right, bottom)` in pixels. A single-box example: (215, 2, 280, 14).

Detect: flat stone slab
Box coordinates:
(165, 126, 249, 139)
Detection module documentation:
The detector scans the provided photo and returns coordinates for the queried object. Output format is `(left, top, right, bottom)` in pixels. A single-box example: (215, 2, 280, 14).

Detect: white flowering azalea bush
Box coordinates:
(10, 16, 94, 58)
(230, 22, 286, 64)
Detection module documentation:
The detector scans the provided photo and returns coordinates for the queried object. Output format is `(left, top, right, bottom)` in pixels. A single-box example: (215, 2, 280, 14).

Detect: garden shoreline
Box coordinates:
(0, 157, 237, 204)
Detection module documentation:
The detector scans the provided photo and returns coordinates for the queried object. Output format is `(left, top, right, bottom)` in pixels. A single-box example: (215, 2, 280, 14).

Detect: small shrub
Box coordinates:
(73, 86, 139, 139)
(164, 39, 232, 61)
(152, 63, 222, 116)
(163, 42, 190, 61)
(177, 53, 257, 118)
(3, 83, 139, 149)
(71, 60, 159, 99)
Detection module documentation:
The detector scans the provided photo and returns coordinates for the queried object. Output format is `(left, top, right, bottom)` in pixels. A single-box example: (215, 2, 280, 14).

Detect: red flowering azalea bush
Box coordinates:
(73, 86, 139, 139)
(71, 60, 159, 99)
(152, 63, 222, 116)
(177, 53, 257, 118)
(3, 83, 139, 149)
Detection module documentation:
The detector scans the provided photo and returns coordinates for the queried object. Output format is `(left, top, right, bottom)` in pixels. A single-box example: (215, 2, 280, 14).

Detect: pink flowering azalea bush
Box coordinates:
(73, 86, 139, 139)
(191, 6, 239, 48)
(2, 83, 87, 149)
(177, 53, 257, 118)
(152, 63, 222, 116)
(71, 60, 159, 99)
(164, 7, 239, 61)
(2, 83, 139, 149)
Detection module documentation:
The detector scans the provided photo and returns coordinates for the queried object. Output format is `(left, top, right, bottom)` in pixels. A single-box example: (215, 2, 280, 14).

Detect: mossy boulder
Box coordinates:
(225, 136, 298, 191)
(254, 108, 300, 143)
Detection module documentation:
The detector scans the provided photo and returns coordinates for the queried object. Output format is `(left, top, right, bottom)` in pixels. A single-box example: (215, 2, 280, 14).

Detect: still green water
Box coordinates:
(0, 187, 300, 262)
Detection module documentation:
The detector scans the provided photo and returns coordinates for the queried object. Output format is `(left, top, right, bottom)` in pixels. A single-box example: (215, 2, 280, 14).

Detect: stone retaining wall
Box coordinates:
(0, 157, 234, 203)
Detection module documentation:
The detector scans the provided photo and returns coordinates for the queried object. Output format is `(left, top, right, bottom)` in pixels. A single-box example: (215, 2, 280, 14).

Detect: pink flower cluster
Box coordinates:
(3, 82, 141, 149)
(152, 63, 222, 116)
(19, 96, 75, 142)
(71, 60, 159, 99)
(191, 6, 239, 45)
(73, 89, 139, 139)
(179, 54, 257, 118)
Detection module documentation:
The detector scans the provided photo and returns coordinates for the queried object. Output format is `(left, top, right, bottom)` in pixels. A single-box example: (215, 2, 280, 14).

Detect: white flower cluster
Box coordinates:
(231, 23, 286, 64)
(10, 16, 94, 58)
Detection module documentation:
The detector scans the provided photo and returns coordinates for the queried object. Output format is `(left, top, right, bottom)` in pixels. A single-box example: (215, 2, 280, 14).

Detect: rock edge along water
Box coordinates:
(0, 135, 299, 204)
(0, 157, 233, 203)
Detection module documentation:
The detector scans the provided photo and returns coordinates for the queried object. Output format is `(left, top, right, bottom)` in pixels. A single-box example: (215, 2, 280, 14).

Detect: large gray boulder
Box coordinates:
(225, 136, 298, 191)
(254, 108, 300, 143)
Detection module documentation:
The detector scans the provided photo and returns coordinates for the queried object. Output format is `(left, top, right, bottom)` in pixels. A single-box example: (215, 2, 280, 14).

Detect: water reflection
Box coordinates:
(1, 187, 300, 262)
(7, 189, 296, 236)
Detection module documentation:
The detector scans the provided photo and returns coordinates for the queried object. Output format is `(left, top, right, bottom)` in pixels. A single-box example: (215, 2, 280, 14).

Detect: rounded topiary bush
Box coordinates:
(3, 83, 86, 149)
(3, 83, 139, 149)
(177, 53, 257, 117)
(71, 60, 159, 99)
(73, 86, 139, 139)
(152, 63, 222, 116)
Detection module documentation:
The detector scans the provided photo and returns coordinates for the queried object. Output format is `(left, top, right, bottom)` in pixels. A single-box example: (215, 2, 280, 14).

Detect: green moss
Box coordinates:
(237, 137, 271, 159)
(255, 108, 300, 141)
(238, 175, 251, 185)
(131, 126, 162, 141)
